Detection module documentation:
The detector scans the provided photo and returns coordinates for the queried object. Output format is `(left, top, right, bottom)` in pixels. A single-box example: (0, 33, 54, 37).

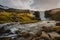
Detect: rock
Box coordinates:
(56, 23, 60, 26)
(45, 8, 60, 21)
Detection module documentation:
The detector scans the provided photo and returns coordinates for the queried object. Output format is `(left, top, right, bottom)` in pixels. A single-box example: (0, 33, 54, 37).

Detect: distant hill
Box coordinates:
(0, 5, 9, 9)
(0, 5, 30, 13)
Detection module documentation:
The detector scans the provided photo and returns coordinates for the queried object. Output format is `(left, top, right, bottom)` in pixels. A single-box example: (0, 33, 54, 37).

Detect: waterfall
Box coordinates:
(40, 11, 47, 21)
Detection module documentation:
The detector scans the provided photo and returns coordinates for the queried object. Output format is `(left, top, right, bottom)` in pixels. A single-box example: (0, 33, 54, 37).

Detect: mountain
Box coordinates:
(0, 5, 30, 13)
(0, 5, 9, 9)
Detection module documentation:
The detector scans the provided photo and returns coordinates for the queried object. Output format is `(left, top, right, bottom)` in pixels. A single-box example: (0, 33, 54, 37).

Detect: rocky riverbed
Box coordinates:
(0, 21, 60, 40)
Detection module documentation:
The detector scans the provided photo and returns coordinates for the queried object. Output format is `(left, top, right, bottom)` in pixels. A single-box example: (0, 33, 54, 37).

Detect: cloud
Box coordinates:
(31, 0, 60, 11)
(0, 0, 60, 11)
(10, 0, 33, 9)
(0, 0, 33, 9)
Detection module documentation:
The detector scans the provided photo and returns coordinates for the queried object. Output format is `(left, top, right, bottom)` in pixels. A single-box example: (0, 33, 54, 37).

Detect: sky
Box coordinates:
(0, 0, 60, 11)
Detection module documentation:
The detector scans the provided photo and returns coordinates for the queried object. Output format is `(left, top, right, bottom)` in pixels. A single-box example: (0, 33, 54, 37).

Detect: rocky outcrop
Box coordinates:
(45, 8, 60, 21)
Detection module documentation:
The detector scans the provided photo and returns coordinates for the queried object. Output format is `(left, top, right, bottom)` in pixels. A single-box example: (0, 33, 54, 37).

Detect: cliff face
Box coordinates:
(45, 8, 60, 21)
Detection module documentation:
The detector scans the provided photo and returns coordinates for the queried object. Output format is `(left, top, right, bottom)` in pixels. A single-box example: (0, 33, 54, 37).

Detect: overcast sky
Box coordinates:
(0, 0, 60, 11)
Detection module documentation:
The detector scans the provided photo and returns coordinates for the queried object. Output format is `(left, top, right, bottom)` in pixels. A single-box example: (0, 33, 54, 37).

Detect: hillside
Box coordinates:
(45, 8, 60, 21)
(0, 5, 39, 24)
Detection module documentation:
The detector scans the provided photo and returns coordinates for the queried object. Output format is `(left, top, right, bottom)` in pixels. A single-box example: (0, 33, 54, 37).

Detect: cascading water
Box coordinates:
(40, 11, 47, 21)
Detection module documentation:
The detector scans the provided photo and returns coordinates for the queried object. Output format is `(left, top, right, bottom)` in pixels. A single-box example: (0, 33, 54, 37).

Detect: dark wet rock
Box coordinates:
(56, 23, 60, 26)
